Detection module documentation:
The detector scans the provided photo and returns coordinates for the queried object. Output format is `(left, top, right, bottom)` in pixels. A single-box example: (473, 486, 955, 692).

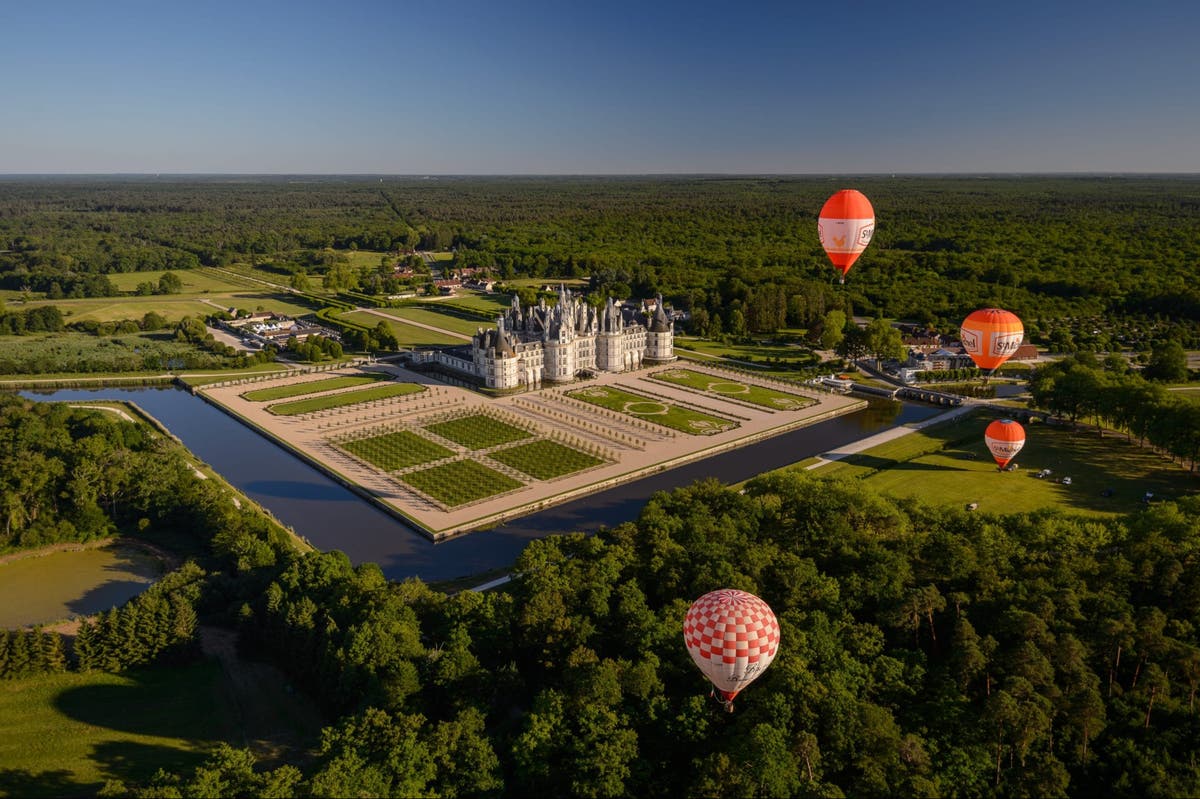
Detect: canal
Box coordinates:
(21, 387, 941, 583)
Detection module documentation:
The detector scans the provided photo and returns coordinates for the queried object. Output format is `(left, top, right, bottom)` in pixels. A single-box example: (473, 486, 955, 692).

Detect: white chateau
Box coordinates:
(416, 286, 675, 390)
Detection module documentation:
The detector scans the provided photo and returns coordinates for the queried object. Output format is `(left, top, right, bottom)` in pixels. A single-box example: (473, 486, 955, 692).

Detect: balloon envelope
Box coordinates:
(819, 189, 875, 279)
(683, 589, 780, 702)
(960, 308, 1024, 371)
(985, 418, 1026, 468)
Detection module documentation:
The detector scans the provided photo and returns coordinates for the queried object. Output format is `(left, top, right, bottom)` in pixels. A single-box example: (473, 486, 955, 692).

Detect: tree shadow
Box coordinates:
(88, 739, 210, 788)
(0, 768, 78, 799)
(63, 546, 159, 616)
(242, 479, 354, 501)
(828, 453, 962, 473)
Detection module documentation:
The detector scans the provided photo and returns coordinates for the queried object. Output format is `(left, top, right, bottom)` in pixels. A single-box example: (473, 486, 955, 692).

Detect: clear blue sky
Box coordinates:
(1, 0, 1197, 173)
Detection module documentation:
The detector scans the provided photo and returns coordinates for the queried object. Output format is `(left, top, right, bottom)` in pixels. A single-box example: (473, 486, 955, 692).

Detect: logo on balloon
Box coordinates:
(859, 227, 874, 245)
(990, 331, 1023, 356)
(960, 328, 980, 353)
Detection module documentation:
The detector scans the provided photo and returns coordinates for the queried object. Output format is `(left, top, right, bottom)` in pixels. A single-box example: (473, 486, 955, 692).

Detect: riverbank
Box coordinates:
(196, 362, 867, 540)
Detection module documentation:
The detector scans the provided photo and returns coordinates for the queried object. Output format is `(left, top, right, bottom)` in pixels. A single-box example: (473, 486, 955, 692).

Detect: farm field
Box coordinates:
(241, 373, 387, 402)
(567, 385, 738, 435)
(400, 459, 524, 506)
(813, 412, 1198, 517)
(650, 367, 816, 410)
(0, 663, 238, 798)
(337, 310, 463, 346)
(340, 430, 454, 471)
(425, 413, 532, 449)
(266, 381, 425, 415)
(488, 439, 607, 480)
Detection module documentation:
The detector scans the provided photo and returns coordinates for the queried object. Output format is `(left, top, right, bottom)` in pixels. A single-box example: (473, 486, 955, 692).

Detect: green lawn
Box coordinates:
(385, 306, 488, 336)
(338, 311, 463, 347)
(650, 367, 816, 410)
(436, 294, 512, 315)
(23, 291, 316, 324)
(488, 439, 607, 480)
(340, 430, 454, 471)
(266, 382, 425, 415)
(425, 414, 533, 450)
(241, 373, 387, 402)
(673, 336, 819, 368)
(812, 412, 1198, 517)
(567, 385, 738, 435)
(400, 459, 524, 506)
(104, 270, 253, 294)
(0, 663, 236, 798)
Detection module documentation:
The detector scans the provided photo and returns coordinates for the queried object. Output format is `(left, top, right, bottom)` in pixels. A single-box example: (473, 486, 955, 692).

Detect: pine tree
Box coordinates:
(0, 630, 11, 678)
(74, 620, 96, 671)
(41, 630, 67, 673)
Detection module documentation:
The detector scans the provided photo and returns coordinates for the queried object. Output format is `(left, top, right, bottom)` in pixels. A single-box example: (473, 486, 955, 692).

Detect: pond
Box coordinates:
(0, 542, 164, 629)
(19, 386, 941, 584)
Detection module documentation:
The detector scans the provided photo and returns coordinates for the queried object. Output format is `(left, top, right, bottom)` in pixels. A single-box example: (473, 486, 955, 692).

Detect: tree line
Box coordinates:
(95, 470, 1200, 798)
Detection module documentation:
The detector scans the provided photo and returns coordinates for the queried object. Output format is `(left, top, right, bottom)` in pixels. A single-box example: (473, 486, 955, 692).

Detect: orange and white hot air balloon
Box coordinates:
(960, 308, 1024, 375)
(819, 189, 875, 283)
(985, 418, 1026, 470)
(683, 588, 780, 711)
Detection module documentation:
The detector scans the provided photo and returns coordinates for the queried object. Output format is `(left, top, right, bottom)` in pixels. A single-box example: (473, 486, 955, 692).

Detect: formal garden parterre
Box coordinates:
(566, 385, 738, 435)
(650, 367, 816, 410)
(266, 382, 425, 415)
(241, 372, 388, 402)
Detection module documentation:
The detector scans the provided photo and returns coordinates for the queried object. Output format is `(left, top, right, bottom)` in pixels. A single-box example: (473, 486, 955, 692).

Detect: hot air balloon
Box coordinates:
(960, 308, 1024, 378)
(819, 189, 875, 283)
(683, 588, 780, 711)
(985, 418, 1026, 470)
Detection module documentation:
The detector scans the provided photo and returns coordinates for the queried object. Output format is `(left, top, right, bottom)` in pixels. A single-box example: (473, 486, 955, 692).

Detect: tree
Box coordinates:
(1144, 340, 1188, 382)
(865, 318, 905, 365)
(820, 309, 846, 350)
(157, 272, 183, 295)
(289, 271, 312, 292)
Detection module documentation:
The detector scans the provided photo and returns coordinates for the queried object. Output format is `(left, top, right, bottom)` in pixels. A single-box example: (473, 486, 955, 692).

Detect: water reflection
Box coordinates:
(18, 387, 939, 583)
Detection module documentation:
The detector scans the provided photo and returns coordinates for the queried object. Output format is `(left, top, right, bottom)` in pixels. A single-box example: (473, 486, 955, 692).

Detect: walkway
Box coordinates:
(358, 307, 473, 341)
(806, 403, 977, 470)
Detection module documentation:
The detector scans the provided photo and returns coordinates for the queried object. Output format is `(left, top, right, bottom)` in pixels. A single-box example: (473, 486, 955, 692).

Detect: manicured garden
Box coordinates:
(488, 439, 607, 480)
(242, 372, 387, 402)
(566, 386, 738, 435)
(424, 414, 533, 449)
(650, 367, 815, 410)
(340, 430, 454, 471)
(266, 382, 424, 415)
(399, 459, 524, 506)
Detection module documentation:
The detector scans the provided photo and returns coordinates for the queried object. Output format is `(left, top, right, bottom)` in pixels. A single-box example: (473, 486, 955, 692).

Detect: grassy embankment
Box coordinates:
(796, 411, 1198, 517)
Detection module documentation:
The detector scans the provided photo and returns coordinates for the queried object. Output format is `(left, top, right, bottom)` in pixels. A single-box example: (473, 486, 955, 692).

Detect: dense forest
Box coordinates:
(2, 176, 1199, 348)
(4, 394, 1199, 797)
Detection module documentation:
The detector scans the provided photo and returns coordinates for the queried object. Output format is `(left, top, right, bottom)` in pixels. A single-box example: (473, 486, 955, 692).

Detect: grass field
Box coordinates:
(385, 305, 488, 336)
(266, 382, 425, 415)
(400, 459, 524, 506)
(0, 663, 237, 798)
(650, 367, 816, 410)
(425, 414, 533, 450)
(21, 291, 316, 324)
(567, 385, 738, 435)
(488, 439, 607, 480)
(812, 412, 1198, 517)
(338, 311, 463, 347)
(340, 430, 454, 471)
(435, 294, 511, 314)
(241, 373, 387, 402)
(673, 336, 819, 368)
(104, 270, 253, 294)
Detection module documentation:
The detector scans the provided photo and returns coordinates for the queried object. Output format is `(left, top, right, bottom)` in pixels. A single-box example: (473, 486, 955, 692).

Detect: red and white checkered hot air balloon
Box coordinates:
(818, 189, 875, 283)
(683, 588, 780, 711)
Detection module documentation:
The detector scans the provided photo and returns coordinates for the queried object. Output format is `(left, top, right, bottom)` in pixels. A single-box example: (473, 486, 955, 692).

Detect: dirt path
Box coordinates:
(358, 307, 473, 341)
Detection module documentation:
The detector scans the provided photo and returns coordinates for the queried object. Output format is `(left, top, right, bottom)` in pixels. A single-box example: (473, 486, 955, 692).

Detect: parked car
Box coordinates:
(1061, 477, 1073, 486)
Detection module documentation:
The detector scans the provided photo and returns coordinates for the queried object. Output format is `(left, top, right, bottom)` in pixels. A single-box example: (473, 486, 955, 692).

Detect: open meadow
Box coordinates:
(812, 411, 1198, 517)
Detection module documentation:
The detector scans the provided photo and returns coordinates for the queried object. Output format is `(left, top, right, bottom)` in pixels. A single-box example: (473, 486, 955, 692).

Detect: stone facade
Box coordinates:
(469, 286, 675, 390)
